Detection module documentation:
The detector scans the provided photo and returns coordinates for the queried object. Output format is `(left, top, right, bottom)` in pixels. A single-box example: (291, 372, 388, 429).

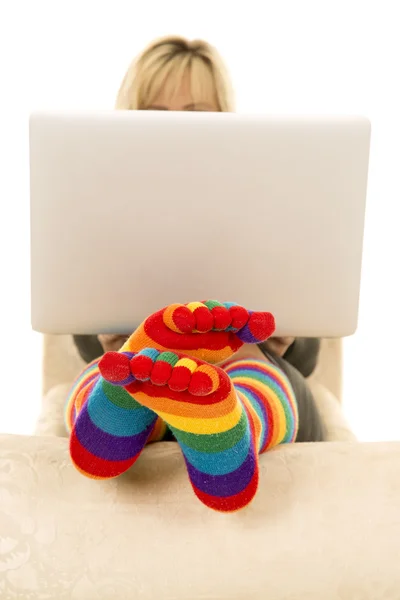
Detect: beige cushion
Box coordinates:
(1, 433, 399, 599)
(309, 338, 343, 402)
(41, 334, 85, 397)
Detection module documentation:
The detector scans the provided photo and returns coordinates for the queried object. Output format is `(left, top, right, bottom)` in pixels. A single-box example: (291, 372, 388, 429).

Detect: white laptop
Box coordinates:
(29, 111, 370, 337)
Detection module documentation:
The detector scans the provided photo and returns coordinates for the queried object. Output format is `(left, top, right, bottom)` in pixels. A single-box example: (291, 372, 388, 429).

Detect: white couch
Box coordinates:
(1, 335, 399, 599)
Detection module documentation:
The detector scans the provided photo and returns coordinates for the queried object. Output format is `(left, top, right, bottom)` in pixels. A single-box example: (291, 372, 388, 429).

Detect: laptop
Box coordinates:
(29, 111, 370, 337)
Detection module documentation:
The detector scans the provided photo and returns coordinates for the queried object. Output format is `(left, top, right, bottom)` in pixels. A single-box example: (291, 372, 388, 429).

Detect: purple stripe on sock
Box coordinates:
(74, 403, 155, 461)
(184, 445, 257, 498)
(235, 324, 260, 344)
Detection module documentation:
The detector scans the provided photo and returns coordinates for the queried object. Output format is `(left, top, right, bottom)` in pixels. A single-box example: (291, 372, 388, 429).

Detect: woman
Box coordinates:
(69, 36, 325, 513)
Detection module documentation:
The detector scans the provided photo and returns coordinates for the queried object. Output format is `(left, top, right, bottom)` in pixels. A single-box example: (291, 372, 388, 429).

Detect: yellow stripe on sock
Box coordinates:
(156, 400, 243, 435)
(174, 357, 198, 373)
(237, 391, 264, 452)
(132, 389, 236, 419)
(186, 302, 205, 313)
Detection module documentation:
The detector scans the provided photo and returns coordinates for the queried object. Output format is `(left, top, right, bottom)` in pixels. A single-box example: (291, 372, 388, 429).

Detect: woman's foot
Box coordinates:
(99, 348, 260, 512)
(68, 357, 165, 480)
(120, 300, 275, 364)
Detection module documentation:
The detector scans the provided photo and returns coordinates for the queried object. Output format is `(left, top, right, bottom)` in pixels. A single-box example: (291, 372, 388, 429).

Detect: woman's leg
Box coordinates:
(67, 301, 275, 479)
(222, 356, 298, 452)
(269, 352, 326, 442)
(99, 349, 299, 512)
(66, 358, 165, 479)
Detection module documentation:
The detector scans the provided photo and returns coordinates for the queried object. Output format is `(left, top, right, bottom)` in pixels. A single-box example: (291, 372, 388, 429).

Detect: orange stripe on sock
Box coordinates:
(121, 325, 159, 353)
(121, 325, 239, 363)
(131, 387, 237, 419)
(148, 417, 168, 442)
(163, 304, 185, 333)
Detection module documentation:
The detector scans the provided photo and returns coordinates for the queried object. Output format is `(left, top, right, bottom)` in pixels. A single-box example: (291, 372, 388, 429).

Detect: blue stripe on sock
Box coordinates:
(179, 424, 251, 476)
(140, 348, 160, 360)
(87, 379, 155, 437)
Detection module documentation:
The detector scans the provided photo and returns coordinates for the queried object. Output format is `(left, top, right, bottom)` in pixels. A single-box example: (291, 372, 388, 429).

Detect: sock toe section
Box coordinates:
(236, 311, 276, 343)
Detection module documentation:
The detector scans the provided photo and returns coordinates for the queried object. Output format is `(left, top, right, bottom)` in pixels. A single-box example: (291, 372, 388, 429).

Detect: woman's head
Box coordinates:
(115, 36, 234, 113)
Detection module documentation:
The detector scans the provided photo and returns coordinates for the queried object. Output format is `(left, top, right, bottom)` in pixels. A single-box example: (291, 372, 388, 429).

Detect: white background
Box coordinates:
(0, 0, 399, 440)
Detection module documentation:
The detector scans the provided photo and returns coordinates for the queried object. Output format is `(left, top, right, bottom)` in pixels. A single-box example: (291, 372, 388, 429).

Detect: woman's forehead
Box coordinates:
(149, 65, 218, 110)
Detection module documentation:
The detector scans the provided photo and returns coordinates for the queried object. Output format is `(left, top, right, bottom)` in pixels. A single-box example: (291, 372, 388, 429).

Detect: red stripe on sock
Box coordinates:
(192, 465, 259, 512)
(144, 312, 242, 352)
(70, 433, 140, 478)
(126, 369, 231, 405)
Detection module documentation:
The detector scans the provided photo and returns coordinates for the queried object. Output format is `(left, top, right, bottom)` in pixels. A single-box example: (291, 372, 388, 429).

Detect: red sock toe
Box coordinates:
(168, 366, 192, 392)
(130, 354, 154, 381)
(171, 305, 196, 333)
(212, 306, 232, 330)
(248, 311, 276, 341)
(193, 306, 214, 332)
(151, 360, 173, 385)
(188, 370, 214, 396)
(99, 352, 131, 384)
(229, 306, 249, 330)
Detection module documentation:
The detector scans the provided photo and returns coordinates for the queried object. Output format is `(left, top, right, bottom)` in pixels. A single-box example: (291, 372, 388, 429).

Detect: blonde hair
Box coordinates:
(115, 36, 234, 112)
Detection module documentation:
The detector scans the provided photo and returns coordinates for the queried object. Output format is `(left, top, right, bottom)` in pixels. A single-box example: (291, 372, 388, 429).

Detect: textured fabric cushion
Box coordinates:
(308, 380, 355, 442)
(309, 338, 343, 402)
(0, 434, 399, 599)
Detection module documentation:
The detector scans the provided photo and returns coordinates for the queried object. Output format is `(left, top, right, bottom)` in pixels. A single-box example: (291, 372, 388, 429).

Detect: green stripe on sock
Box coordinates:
(157, 351, 179, 366)
(102, 380, 143, 410)
(168, 410, 248, 453)
(203, 300, 224, 310)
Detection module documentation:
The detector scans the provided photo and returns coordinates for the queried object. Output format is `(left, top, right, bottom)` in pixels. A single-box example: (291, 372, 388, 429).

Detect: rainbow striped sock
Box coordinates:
(66, 300, 275, 482)
(99, 349, 298, 512)
(120, 300, 275, 364)
(66, 358, 166, 479)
